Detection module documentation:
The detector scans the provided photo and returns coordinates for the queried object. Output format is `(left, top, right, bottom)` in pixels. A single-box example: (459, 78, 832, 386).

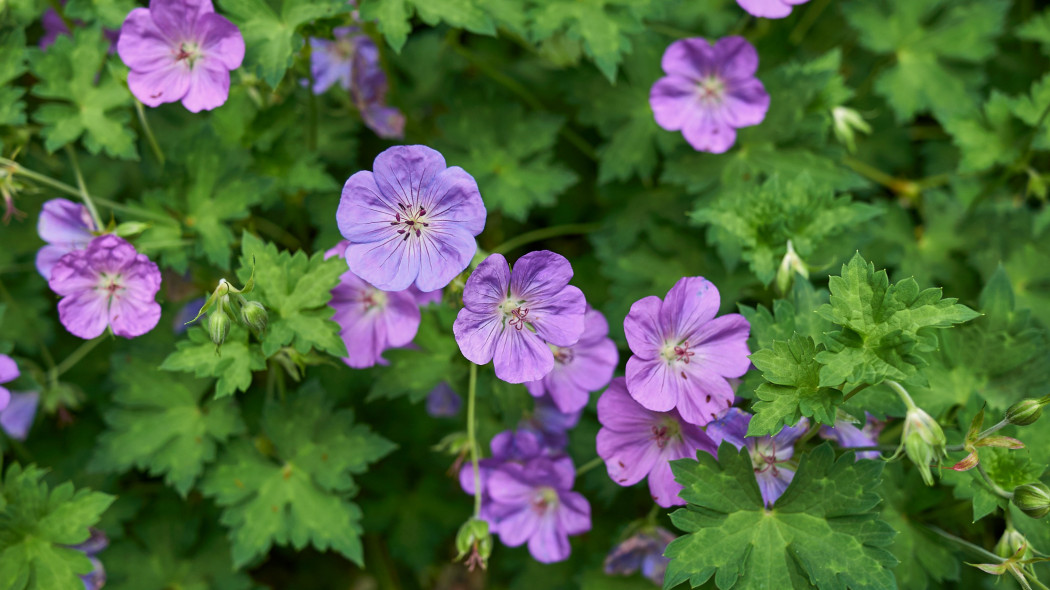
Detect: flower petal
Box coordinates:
(372, 145, 446, 206)
(714, 36, 759, 81)
(493, 328, 554, 384)
(57, 289, 110, 339)
(650, 75, 702, 131)
(647, 457, 685, 507)
(0, 355, 19, 384)
(413, 226, 477, 292)
(346, 235, 419, 292)
(691, 313, 752, 378)
(660, 37, 716, 79)
(0, 391, 39, 441)
(660, 277, 720, 342)
(180, 61, 231, 112)
(462, 253, 510, 311)
(453, 308, 503, 366)
(128, 63, 191, 107)
(197, 12, 244, 70)
(528, 515, 571, 563)
(422, 166, 486, 236)
(624, 295, 664, 359)
(624, 356, 680, 413)
(117, 7, 175, 71)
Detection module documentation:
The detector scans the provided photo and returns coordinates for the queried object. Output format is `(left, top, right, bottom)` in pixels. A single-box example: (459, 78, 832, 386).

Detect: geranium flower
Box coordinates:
(706, 408, 808, 506)
(117, 0, 245, 112)
(596, 378, 716, 507)
(650, 36, 769, 153)
(49, 235, 162, 339)
(521, 394, 581, 451)
(0, 354, 18, 412)
(336, 145, 486, 292)
(460, 428, 545, 524)
(35, 198, 98, 280)
(453, 251, 586, 384)
(0, 391, 39, 441)
(736, 0, 809, 19)
(325, 242, 420, 368)
(486, 455, 591, 563)
(525, 306, 618, 413)
(623, 276, 750, 425)
(604, 527, 676, 585)
(820, 412, 884, 460)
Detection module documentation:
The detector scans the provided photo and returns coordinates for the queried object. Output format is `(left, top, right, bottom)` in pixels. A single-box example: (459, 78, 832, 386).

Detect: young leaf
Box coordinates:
(237, 233, 347, 357)
(200, 384, 396, 567)
(0, 463, 115, 590)
(815, 253, 980, 388)
(664, 443, 897, 590)
(90, 358, 246, 496)
(161, 325, 267, 399)
(217, 0, 352, 88)
(749, 334, 841, 436)
(28, 27, 137, 159)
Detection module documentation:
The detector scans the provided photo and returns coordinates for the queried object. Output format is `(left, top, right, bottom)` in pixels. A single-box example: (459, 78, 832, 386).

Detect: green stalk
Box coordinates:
(490, 222, 602, 255)
(134, 100, 166, 166)
(65, 146, 104, 229)
(467, 362, 482, 517)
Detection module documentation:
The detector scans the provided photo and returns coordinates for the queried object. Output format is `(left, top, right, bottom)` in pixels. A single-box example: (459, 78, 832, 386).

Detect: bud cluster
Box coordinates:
(455, 517, 492, 571)
(185, 270, 268, 349)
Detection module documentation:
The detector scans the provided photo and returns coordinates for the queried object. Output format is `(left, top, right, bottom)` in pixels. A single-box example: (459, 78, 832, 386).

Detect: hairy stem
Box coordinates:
(467, 362, 482, 517)
(64, 147, 104, 229)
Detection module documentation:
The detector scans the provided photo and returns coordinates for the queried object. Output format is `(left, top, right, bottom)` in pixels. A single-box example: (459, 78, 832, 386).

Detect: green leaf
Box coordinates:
(942, 446, 1047, 522)
(0, 29, 28, 126)
(0, 463, 115, 590)
(28, 27, 137, 159)
(200, 383, 396, 567)
(528, 0, 662, 82)
(161, 325, 267, 399)
(664, 443, 897, 590)
(1019, 8, 1050, 56)
(843, 0, 1009, 121)
(360, 0, 503, 52)
(218, 0, 352, 87)
(64, 0, 137, 28)
(90, 358, 246, 496)
(740, 278, 832, 353)
(1011, 73, 1050, 151)
(942, 91, 1024, 173)
(815, 253, 980, 388)
(237, 233, 347, 357)
(691, 174, 881, 286)
(749, 334, 842, 436)
(369, 310, 467, 403)
(879, 465, 960, 588)
(438, 102, 577, 221)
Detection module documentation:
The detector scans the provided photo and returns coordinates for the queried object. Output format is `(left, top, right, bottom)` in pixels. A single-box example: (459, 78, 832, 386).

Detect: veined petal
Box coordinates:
(373, 145, 446, 206)
(493, 328, 554, 384)
(128, 62, 191, 107)
(337, 171, 397, 243)
(57, 289, 110, 339)
(453, 308, 503, 366)
(346, 235, 419, 292)
(660, 277, 720, 343)
(624, 296, 665, 358)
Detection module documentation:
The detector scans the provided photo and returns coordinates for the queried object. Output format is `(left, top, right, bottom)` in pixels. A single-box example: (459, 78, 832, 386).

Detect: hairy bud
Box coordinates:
(208, 311, 231, 347)
(455, 517, 492, 570)
(1012, 483, 1050, 519)
(240, 300, 268, 334)
(902, 407, 947, 486)
(1005, 398, 1045, 427)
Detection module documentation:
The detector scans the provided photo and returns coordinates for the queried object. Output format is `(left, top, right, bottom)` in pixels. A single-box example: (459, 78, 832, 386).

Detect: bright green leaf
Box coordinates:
(160, 325, 267, 399)
(749, 334, 841, 436)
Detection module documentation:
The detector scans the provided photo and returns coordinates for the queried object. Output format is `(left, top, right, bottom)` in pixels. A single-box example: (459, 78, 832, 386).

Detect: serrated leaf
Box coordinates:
(28, 27, 137, 159)
(664, 443, 897, 590)
(942, 91, 1024, 173)
(843, 0, 1008, 121)
(359, 0, 500, 53)
(0, 29, 28, 126)
(0, 463, 115, 590)
(942, 447, 1047, 522)
(161, 325, 267, 398)
(90, 358, 245, 496)
(64, 0, 137, 28)
(740, 279, 832, 353)
(749, 334, 842, 436)
(1019, 9, 1050, 56)
(438, 102, 577, 221)
(218, 0, 352, 88)
(200, 384, 395, 567)
(236, 233, 346, 357)
(815, 253, 980, 388)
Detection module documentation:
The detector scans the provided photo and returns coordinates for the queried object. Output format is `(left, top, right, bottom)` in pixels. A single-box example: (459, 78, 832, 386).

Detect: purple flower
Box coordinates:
(408, 285, 443, 307)
(48, 234, 163, 340)
(454, 251, 586, 384)
(459, 428, 544, 524)
(650, 37, 769, 153)
(736, 0, 809, 19)
(604, 527, 676, 585)
(36, 198, 98, 280)
(596, 378, 716, 507)
(307, 27, 405, 139)
(325, 243, 420, 368)
(66, 528, 107, 590)
(820, 413, 885, 460)
(623, 276, 750, 426)
(707, 408, 808, 507)
(117, 0, 245, 113)
(426, 382, 461, 417)
(522, 395, 581, 451)
(0, 354, 18, 412)
(486, 455, 591, 563)
(0, 391, 39, 440)
(336, 145, 486, 292)
(524, 306, 618, 413)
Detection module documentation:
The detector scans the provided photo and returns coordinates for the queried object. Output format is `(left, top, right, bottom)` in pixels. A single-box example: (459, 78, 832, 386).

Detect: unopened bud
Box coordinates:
(776, 240, 809, 294)
(1005, 398, 1045, 426)
(902, 407, 947, 486)
(995, 527, 1029, 559)
(208, 311, 230, 347)
(832, 106, 871, 153)
(240, 301, 268, 333)
(1012, 483, 1050, 519)
(455, 517, 492, 570)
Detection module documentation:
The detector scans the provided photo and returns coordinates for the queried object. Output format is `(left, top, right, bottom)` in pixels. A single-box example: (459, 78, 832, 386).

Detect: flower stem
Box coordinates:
(490, 222, 602, 255)
(576, 456, 604, 476)
(63, 147, 103, 229)
(886, 380, 917, 411)
(925, 525, 1004, 563)
(977, 462, 1015, 499)
(842, 383, 870, 402)
(467, 362, 482, 518)
(51, 335, 105, 383)
(134, 100, 166, 166)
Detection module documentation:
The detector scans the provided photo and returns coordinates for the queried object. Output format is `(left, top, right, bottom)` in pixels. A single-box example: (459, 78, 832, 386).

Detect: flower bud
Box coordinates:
(208, 311, 230, 347)
(902, 407, 947, 486)
(1005, 398, 1045, 426)
(1012, 483, 1050, 519)
(995, 527, 1028, 559)
(455, 517, 492, 570)
(240, 301, 268, 334)
(775, 239, 809, 294)
(832, 106, 871, 153)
